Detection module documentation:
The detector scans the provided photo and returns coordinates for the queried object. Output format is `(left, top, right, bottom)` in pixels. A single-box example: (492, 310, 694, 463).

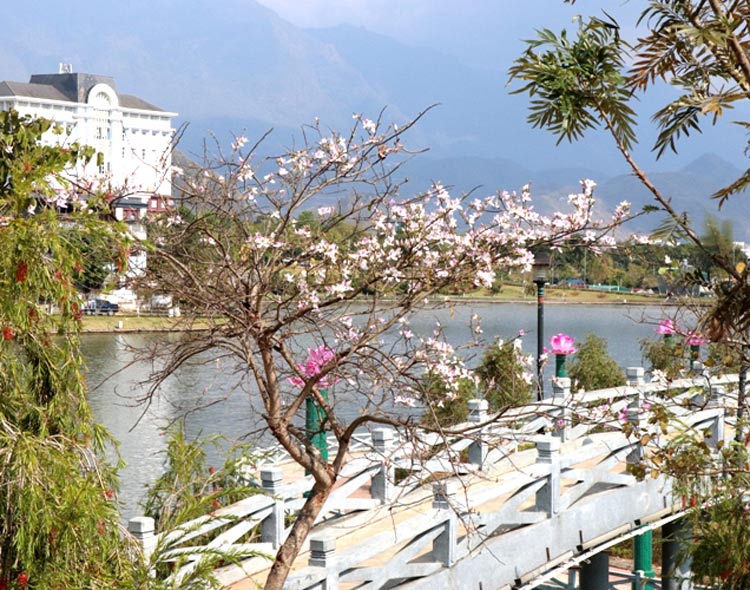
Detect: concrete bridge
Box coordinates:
(127, 368, 739, 589)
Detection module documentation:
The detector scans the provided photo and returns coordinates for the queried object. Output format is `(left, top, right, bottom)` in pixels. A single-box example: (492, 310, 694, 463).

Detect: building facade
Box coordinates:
(0, 66, 178, 276)
(0, 67, 177, 208)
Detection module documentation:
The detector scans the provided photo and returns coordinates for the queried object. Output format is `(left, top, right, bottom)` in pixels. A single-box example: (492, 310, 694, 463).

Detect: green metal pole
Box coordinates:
(555, 354, 567, 378)
(536, 279, 545, 400)
(305, 388, 329, 465)
(633, 529, 655, 590)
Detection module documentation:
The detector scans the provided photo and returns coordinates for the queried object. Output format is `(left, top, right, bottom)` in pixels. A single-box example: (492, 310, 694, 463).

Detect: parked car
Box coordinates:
(84, 299, 120, 316)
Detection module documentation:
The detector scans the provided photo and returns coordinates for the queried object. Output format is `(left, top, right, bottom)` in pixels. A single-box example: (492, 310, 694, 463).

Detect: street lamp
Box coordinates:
(533, 249, 550, 400)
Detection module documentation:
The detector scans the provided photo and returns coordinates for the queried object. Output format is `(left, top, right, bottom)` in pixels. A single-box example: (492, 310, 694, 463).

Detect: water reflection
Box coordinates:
(83, 303, 667, 520)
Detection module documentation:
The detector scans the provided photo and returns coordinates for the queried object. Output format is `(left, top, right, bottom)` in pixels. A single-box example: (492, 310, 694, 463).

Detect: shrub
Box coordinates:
(421, 335, 534, 427)
(420, 374, 476, 428)
(641, 336, 685, 380)
(568, 333, 626, 391)
(475, 337, 534, 410)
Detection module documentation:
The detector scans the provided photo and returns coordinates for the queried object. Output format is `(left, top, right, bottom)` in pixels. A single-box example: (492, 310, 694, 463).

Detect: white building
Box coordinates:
(0, 66, 178, 275)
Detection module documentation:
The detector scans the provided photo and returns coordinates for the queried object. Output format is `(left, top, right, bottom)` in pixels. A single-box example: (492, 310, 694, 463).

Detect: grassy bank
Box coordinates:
(80, 315, 201, 333)
(79, 288, 675, 334)
(440, 284, 666, 305)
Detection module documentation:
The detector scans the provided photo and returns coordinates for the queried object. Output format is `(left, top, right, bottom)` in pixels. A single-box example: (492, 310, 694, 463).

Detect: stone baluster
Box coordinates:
(627, 394, 643, 465)
(535, 437, 561, 516)
(467, 399, 488, 468)
(260, 466, 285, 548)
(371, 428, 394, 502)
(432, 481, 458, 567)
(128, 516, 157, 563)
(707, 385, 726, 450)
(552, 376, 571, 397)
(309, 535, 339, 590)
(627, 366, 645, 387)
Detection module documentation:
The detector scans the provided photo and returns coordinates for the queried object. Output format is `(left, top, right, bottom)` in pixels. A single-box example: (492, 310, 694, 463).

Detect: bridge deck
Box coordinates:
(135, 373, 739, 590)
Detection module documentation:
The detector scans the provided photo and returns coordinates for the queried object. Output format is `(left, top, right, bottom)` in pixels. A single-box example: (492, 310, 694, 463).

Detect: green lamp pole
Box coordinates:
(305, 388, 329, 466)
(633, 528, 656, 589)
(555, 354, 567, 378)
(533, 250, 550, 401)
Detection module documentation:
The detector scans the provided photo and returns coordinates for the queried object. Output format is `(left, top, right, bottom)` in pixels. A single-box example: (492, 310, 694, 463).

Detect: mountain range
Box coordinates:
(2, 0, 750, 238)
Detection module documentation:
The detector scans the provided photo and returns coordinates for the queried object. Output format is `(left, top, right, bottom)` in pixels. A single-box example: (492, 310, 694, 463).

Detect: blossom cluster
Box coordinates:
(152, 113, 637, 406)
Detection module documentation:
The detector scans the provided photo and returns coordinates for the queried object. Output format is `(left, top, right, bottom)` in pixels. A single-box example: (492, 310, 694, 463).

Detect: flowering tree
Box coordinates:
(141, 111, 629, 589)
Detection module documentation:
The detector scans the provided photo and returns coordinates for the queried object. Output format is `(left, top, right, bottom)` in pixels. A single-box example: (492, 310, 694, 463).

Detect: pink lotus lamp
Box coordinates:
(547, 333, 576, 378)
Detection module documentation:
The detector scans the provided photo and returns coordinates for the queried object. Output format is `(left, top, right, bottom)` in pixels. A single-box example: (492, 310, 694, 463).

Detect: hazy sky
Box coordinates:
(253, 0, 642, 68)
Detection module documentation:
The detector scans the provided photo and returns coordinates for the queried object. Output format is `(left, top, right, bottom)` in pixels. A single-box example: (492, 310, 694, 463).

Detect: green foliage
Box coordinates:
(420, 374, 476, 428)
(475, 338, 534, 410)
(141, 423, 257, 531)
(0, 109, 141, 587)
(140, 424, 263, 585)
(512, 4, 750, 585)
(421, 336, 533, 428)
(567, 333, 625, 391)
(509, 16, 637, 150)
(641, 336, 686, 380)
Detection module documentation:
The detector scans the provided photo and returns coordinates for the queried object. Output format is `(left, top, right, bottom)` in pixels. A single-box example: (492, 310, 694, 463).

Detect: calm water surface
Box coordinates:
(83, 303, 667, 520)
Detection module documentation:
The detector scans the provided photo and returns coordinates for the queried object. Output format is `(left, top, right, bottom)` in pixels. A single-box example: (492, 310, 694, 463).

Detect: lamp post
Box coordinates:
(533, 250, 550, 400)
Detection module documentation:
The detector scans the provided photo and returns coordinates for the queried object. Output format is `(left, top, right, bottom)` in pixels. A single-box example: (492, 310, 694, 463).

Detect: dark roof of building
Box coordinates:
(119, 94, 163, 112)
(0, 73, 166, 112)
(0, 81, 70, 102)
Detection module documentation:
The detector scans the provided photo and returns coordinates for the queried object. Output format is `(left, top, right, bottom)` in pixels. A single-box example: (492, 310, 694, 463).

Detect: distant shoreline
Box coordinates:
(79, 296, 694, 334)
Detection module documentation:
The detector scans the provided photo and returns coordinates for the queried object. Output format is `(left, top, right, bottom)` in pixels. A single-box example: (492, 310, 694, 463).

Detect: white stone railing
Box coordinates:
(128, 368, 740, 589)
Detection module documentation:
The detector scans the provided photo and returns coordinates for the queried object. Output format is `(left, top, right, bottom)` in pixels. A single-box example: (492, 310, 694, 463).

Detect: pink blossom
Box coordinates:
(656, 319, 676, 335)
(288, 345, 338, 389)
(686, 332, 708, 346)
(547, 333, 576, 355)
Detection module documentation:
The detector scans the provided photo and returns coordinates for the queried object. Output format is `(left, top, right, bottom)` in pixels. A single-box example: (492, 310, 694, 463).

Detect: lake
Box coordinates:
(83, 302, 671, 520)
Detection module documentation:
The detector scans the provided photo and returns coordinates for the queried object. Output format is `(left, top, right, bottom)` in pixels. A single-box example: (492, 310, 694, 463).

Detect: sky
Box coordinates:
(1, 0, 746, 174)
(253, 0, 643, 69)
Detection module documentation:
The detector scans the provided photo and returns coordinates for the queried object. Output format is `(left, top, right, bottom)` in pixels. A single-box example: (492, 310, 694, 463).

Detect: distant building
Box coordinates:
(0, 65, 178, 276)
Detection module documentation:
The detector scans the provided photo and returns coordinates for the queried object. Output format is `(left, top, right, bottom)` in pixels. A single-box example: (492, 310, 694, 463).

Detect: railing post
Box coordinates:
(627, 399, 643, 465)
(467, 399, 488, 468)
(309, 535, 339, 590)
(432, 481, 457, 567)
(371, 428, 394, 502)
(535, 437, 561, 515)
(627, 366, 645, 387)
(128, 516, 157, 563)
(552, 376, 571, 397)
(706, 385, 726, 450)
(551, 378, 571, 442)
(260, 466, 285, 548)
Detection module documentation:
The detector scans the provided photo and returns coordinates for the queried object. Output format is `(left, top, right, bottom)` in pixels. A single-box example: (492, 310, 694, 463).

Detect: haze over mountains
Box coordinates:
(2, 0, 750, 237)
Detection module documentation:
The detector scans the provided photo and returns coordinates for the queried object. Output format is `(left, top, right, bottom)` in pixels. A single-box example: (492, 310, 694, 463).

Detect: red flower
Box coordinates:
(104, 488, 115, 500)
(15, 260, 28, 283)
(2, 327, 13, 341)
(22, 162, 31, 172)
(212, 499, 221, 509)
(208, 466, 215, 475)
(97, 519, 105, 535)
(71, 302, 82, 321)
(17, 572, 28, 589)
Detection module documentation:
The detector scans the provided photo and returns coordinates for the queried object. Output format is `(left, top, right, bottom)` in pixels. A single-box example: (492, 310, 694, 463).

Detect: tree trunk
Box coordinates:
(263, 482, 332, 590)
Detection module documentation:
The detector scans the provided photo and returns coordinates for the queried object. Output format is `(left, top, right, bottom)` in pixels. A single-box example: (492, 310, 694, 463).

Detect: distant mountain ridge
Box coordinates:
(389, 152, 750, 240)
(2, 0, 749, 237)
